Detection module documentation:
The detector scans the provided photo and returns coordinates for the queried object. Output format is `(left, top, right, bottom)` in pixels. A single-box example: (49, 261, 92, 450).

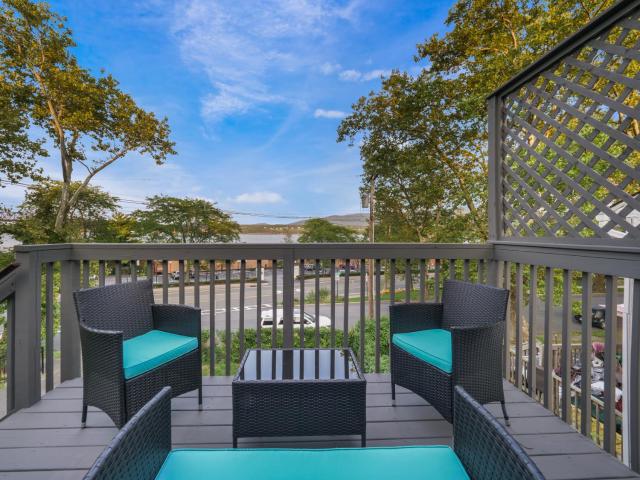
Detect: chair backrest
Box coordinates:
(84, 386, 171, 480)
(453, 386, 544, 480)
(441, 280, 509, 329)
(74, 279, 155, 340)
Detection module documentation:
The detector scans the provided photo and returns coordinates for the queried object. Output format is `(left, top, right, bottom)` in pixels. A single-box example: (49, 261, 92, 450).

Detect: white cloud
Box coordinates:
(339, 69, 362, 81)
(361, 69, 391, 81)
(338, 68, 390, 82)
(233, 191, 284, 204)
(314, 108, 346, 119)
(319, 62, 341, 75)
(171, 0, 362, 120)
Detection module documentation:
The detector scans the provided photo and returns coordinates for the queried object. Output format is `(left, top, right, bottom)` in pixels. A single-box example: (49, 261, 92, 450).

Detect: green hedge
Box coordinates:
(201, 316, 390, 376)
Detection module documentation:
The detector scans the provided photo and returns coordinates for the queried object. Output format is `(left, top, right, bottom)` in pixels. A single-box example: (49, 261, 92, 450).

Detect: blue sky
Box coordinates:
(3, 0, 454, 223)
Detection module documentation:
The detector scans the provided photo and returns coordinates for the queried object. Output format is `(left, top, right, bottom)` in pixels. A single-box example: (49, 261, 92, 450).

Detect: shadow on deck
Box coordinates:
(0, 375, 636, 479)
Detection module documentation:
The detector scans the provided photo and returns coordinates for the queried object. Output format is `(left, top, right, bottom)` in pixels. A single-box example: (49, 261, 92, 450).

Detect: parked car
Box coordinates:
(574, 304, 624, 329)
(260, 309, 331, 329)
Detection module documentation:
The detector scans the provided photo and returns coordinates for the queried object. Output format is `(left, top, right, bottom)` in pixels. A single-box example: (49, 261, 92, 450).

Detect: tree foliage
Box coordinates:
(0, 0, 175, 231)
(3, 180, 123, 243)
(132, 196, 240, 243)
(338, 0, 615, 242)
(298, 218, 360, 243)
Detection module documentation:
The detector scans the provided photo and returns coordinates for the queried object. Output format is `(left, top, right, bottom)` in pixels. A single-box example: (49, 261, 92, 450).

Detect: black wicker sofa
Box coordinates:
(84, 385, 544, 480)
(74, 279, 202, 428)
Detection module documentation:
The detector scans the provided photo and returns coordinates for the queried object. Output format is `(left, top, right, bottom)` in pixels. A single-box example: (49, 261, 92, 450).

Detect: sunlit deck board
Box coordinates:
(0, 375, 637, 480)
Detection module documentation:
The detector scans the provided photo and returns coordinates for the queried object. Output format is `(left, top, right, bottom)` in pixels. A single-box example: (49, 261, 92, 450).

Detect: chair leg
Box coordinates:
(198, 386, 203, 411)
(81, 403, 88, 428)
(501, 400, 510, 426)
(391, 381, 396, 401)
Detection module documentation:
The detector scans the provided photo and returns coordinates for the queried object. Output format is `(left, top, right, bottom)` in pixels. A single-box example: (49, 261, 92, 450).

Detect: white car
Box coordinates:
(261, 309, 332, 329)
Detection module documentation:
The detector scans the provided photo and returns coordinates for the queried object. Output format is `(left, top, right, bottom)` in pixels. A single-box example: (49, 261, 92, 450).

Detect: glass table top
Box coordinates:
(236, 349, 361, 381)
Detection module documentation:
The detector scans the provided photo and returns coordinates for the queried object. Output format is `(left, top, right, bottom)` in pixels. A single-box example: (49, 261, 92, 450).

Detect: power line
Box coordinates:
(0, 179, 312, 220)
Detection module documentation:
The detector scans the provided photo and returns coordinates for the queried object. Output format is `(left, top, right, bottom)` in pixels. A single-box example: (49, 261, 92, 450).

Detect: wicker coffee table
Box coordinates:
(232, 348, 366, 447)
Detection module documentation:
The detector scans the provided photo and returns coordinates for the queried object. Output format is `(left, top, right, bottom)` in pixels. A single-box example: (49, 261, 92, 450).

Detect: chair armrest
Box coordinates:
(84, 387, 172, 480)
(390, 302, 443, 335)
(451, 322, 504, 402)
(453, 386, 544, 480)
(79, 323, 124, 377)
(152, 304, 201, 341)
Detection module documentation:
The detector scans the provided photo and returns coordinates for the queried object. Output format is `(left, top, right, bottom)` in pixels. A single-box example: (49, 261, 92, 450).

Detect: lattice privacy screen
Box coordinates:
(500, 11, 640, 241)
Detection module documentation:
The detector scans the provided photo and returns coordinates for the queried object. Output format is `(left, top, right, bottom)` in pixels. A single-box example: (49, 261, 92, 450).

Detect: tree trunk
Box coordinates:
(54, 147, 72, 233)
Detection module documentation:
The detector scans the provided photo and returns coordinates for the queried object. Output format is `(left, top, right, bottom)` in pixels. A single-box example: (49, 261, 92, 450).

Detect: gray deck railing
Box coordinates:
(4, 241, 639, 468)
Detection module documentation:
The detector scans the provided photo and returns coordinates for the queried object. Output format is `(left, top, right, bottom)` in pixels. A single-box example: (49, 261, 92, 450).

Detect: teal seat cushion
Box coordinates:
(156, 446, 470, 480)
(123, 330, 197, 379)
(392, 329, 452, 373)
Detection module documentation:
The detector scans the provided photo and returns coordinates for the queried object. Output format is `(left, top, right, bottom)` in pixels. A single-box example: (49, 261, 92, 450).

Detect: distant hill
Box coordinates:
(240, 213, 368, 233)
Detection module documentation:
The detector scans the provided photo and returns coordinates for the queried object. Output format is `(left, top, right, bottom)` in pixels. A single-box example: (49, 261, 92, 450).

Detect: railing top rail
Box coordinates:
(488, 0, 639, 99)
(14, 242, 494, 261)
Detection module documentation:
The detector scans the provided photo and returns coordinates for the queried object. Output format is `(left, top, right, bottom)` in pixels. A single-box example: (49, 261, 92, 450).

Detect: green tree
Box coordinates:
(339, 0, 616, 243)
(0, 0, 175, 232)
(3, 180, 123, 243)
(132, 196, 240, 243)
(298, 218, 360, 243)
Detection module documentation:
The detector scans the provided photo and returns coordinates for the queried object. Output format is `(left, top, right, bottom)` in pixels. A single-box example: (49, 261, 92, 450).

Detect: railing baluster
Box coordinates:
(82, 260, 90, 288)
(225, 260, 232, 375)
(629, 278, 640, 473)
(162, 260, 168, 304)
(580, 272, 593, 436)
(256, 260, 262, 349)
(405, 258, 411, 303)
(360, 259, 366, 368)
(434, 259, 441, 301)
(603, 274, 617, 454)
(449, 259, 456, 280)
(528, 265, 537, 397)
(45, 262, 54, 392)
(130, 260, 137, 283)
(543, 266, 553, 409)
(115, 260, 122, 284)
(239, 260, 246, 359)
(419, 259, 426, 302)
(315, 259, 320, 348)
(375, 258, 381, 373)
(146, 260, 153, 281)
(330, 259, 336, 348)
(60, 260, 80, 381)
(209, 260, 216, 375)
(299, 259, 305, 348)
(272, 259, 277, 348)
(515, 263, 523, 390)
(343, 259, 350, 347)
(503, 261, 511, 379)
(463, 259, 470, 282)
(561, 269, 571, 423)
(98, 260, 105, 287)
(194, 260, 200, 308)
(178, 260, 185, 305)
(390, 259, 396, 305)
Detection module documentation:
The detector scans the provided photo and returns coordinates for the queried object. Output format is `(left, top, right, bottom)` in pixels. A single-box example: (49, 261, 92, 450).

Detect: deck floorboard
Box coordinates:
(0, 375, 637, 479)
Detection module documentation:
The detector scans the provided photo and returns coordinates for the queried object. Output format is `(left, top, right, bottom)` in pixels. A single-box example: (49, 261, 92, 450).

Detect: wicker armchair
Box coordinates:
(390, 280, 509, 424)
(74, 279, 202, 428)
(84, 386, 543, 480)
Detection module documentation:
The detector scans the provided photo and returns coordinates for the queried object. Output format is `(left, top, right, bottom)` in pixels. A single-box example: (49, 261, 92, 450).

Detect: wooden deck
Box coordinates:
(0, 375, 637, 480)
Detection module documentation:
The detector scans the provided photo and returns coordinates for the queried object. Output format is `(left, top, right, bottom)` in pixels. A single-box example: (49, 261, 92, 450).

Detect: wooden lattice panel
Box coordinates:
(501, 13, 640, 240)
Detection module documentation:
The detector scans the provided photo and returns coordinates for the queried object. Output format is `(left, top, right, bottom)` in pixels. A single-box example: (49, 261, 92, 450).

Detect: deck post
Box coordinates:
(12, 251, 42, 409)
(60, 259, 81, 381)
(625, 278, 640, 472)
(282, 251, 295, 348)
